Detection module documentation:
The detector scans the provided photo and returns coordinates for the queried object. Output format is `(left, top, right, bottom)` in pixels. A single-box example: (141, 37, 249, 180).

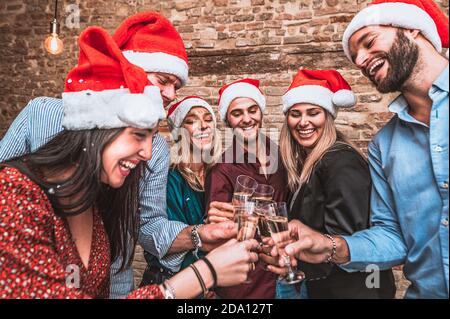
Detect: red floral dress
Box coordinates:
(0, 167, 163, 299)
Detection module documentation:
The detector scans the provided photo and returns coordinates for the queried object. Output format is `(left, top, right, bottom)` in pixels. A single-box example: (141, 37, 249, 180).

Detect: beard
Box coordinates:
(370, 30, 419, 93)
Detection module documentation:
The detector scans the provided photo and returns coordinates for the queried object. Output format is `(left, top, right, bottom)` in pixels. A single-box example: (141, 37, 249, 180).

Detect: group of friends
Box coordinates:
(0, 0, 448, 299)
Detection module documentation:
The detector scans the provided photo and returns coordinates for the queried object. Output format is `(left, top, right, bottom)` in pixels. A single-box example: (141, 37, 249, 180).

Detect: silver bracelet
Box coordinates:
(324, 234, 336, 264)
(162, 280, 176, 299)
(191, 224, 203, 259)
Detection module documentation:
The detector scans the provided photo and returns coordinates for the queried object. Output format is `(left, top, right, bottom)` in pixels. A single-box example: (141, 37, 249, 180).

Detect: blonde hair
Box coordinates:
(280, 111, 365, 192)
(171, 121, 222, 192)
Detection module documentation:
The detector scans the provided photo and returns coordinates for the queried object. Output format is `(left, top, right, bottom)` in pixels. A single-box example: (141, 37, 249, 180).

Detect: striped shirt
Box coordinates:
(0, 97, 189, 298)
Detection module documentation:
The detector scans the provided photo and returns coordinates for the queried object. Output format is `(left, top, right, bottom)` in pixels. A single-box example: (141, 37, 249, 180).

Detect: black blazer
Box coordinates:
(289, 143, 396, 299)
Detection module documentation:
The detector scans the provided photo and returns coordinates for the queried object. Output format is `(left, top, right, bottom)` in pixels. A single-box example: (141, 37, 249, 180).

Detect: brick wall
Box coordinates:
(1, 0, 448, 298)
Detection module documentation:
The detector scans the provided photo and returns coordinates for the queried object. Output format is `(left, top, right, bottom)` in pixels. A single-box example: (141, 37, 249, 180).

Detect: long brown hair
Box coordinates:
(4, 128, 144, 272)
(280, 111, 365, 192)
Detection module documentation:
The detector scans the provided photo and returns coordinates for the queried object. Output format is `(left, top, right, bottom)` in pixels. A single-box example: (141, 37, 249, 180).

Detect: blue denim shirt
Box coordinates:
(343, 66, 449, 299)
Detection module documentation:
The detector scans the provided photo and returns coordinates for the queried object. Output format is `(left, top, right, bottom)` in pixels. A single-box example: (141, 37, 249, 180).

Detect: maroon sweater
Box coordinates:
(205, 137, 288, 299)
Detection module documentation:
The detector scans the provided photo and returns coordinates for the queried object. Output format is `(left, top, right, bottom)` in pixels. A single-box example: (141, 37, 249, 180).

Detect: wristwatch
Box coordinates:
(191, 224, 203, 259)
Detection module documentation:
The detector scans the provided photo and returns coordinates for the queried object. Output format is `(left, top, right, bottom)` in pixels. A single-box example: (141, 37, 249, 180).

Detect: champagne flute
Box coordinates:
(254, 200, 275, 239)
(252, 184, 275, 239)
(231, 175, 258, 222)
(252, 184, 275, 203)
(235, 201, 258, 241)
(265, 202, 305, 284)
(234, 201, 258, 283)
(253, 201, 277, 272)
(232, 175, 258, 207)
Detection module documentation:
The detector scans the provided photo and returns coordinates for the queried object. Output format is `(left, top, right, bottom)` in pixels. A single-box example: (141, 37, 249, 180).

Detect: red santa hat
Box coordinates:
(113, 11, 189, 86)
(282, 69, 356, 118)
(217, 78, 266, 121)
(62, 26, 165, 130)
(167, 96, 216, 138)
(342, 0, 449, 61)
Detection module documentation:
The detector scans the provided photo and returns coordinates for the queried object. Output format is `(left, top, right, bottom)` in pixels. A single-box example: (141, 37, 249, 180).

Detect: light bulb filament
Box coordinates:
(44, 32, 64, 55)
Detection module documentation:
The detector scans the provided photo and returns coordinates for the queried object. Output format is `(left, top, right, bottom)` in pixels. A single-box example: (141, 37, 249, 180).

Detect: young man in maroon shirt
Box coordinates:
(204, 78, 288, 299)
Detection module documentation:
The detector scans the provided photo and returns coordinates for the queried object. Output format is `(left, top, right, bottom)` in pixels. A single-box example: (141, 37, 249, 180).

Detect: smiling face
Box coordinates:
(226, 97, 262, 141)
(287, 103, 327, 151)
(348, 26, 419, 93)
(147, 72, 182, 107)
(181, 106, 215, 151)
(100, 127, 157, 188)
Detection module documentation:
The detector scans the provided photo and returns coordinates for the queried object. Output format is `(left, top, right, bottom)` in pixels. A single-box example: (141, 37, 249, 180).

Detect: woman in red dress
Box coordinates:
(0, 27, 258, 299)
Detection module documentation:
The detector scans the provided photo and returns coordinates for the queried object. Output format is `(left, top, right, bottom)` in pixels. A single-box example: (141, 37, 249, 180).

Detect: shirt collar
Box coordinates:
(388, 94, 408, 115)
(388, 65, 449, 124)
(430, 64, 449, 95)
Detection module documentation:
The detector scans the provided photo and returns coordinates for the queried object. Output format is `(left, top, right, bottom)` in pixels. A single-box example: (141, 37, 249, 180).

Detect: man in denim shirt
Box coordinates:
(281, 0, 448, 298)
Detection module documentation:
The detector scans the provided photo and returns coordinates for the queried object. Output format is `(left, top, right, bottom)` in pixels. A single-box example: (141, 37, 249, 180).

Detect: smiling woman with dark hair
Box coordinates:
(4, 127, 150, 273)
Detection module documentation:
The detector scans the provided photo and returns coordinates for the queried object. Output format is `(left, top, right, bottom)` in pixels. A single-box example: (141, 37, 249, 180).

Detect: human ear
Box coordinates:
(406, 29, 421, 40)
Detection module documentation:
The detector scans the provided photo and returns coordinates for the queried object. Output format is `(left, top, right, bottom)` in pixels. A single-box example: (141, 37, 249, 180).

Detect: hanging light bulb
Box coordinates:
(44, 19, 63, 55)
(44, 0, 63, 55)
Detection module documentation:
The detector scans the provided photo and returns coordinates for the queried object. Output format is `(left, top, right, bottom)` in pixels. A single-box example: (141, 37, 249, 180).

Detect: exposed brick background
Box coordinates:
(1, 0, 448, 298)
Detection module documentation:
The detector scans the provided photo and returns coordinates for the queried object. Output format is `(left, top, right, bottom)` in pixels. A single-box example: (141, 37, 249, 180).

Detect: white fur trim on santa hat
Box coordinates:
(61, 85, 165, 130)
(122, 51, 189, 86)
(218, 82, 266, 120)
(282, 85, 356, 118)
(343, 2, 442, 61)
(169, 97, 216, 139)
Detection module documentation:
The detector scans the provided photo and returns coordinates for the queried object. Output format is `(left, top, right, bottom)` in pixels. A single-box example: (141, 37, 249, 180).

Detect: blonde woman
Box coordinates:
(276, 69, 396, 299)
(141, 96, 225, 291)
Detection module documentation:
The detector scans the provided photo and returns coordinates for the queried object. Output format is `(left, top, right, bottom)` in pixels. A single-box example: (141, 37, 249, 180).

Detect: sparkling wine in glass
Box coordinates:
(254, 200, 275, 238)
(235, 202, 258, 241)
(234, 175, 258, 198)
(232, 192, 253, 207)
(252, 184, 274, 239)
(234, 201, 258, 284)
(252, 184, 275, 203)
(231, 175, 258, 220)
(266, 203, 305, 285)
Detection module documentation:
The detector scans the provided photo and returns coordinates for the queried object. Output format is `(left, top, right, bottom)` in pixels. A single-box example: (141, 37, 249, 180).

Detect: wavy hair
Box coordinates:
(280, 111, 365, 192)
(171, 122, 222, 192)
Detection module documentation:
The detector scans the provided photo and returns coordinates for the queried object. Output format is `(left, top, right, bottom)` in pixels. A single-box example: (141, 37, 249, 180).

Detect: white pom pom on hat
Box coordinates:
(282, 69, 356, 118)
(332, 89, 357, 109)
